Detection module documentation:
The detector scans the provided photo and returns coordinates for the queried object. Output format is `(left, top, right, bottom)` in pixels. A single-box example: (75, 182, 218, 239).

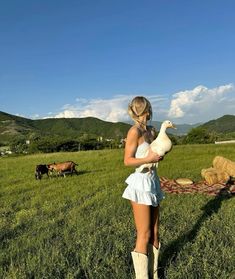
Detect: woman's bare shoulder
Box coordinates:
(127, 125, 142, 138)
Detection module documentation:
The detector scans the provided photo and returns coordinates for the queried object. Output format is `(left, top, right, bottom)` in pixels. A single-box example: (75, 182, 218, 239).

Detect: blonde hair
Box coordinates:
(128, 96, 152, 122)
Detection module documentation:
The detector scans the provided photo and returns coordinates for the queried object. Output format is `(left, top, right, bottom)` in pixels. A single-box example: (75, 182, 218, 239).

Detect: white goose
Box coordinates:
(136, 120, 176, 172)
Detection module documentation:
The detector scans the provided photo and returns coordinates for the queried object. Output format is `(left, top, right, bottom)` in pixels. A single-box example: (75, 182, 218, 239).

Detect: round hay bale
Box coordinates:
(213, 156, 235, 177)
(175, 178, 193, 185)
(201, 168, 219, 185)
(201, 167, 230, 185)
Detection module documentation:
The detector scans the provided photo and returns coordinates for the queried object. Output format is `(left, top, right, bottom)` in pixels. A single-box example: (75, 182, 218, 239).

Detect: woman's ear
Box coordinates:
(146, 112, 150, 121)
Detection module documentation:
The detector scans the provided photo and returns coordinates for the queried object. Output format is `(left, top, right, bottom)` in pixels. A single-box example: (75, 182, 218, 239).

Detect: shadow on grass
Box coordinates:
(159, 188, 234, 279)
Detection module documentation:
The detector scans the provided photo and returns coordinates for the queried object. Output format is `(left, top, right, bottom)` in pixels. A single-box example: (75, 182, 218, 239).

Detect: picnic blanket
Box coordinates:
(160, 177, 235, 196)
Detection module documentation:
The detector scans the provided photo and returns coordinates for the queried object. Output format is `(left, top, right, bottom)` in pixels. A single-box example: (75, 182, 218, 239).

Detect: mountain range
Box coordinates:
(0, 111, 129, 143)
(0, 111, 235, 144)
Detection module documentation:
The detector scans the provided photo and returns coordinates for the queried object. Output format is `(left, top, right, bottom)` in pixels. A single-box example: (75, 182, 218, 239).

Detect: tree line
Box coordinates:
(1, 127, 234, 155)
(7, 134, 123, 154)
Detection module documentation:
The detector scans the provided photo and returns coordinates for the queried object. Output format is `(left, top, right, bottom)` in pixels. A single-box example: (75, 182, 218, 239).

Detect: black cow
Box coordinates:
(35, 164, 49, 180)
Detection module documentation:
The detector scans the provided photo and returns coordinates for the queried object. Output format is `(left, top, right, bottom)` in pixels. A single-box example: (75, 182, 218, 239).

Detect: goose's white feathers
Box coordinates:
(136, 120, 176, 172)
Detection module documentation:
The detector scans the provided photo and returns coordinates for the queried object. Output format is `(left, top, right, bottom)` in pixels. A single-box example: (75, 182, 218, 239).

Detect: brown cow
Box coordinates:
(48, 161, 78, 177)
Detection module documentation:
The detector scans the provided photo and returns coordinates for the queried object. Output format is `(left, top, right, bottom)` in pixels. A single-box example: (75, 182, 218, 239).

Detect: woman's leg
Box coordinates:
(150, 205, 160, 248)
(148, 205, 160, 279)
(131, 201, 151, 254)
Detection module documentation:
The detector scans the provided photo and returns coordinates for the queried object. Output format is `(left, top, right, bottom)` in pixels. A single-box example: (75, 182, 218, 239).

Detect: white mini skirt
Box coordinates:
(122, 170, 165, 207)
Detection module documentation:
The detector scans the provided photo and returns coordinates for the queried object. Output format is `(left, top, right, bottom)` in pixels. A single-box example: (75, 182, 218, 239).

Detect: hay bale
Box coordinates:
(216, 170, 230, 183)
(201, 168, 218, 185)
(213, 156, 235, 177)
(201, 167, 229, 185)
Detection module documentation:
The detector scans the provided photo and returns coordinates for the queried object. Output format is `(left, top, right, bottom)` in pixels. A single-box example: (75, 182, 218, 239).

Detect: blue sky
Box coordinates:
(0, 0, 234, 124)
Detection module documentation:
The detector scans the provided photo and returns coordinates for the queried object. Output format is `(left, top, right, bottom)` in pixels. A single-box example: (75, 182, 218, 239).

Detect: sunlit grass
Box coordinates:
(0, 144, 235, 278)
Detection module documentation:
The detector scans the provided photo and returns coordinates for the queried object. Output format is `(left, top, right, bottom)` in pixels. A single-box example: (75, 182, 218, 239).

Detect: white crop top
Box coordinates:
(135, 141, 149, 158)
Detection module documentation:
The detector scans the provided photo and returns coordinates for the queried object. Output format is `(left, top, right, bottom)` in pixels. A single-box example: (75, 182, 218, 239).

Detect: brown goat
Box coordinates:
(48, 161, 78, 176)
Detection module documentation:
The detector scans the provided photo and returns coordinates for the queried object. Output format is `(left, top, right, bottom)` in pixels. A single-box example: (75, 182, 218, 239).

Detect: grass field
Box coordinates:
(0, 144, 235, 279)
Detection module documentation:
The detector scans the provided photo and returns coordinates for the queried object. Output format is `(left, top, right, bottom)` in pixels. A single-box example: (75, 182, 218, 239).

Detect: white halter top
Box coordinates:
(135, 141, 149, 158)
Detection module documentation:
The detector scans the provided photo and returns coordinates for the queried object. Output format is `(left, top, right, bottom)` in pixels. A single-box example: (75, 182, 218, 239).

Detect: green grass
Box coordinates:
(0, 144, 235, 279)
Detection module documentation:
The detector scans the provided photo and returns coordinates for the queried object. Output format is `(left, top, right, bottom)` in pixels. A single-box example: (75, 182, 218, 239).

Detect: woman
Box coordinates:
(122, 96, 164, 279)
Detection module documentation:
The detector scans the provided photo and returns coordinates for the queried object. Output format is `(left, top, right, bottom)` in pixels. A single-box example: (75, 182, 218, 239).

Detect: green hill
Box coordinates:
(1, 111, 235, 146)
(0, 111, 131, 144)
(200, 114, 235, 133)
(33, 117, 130, 138)
(0, 111, 37, 142)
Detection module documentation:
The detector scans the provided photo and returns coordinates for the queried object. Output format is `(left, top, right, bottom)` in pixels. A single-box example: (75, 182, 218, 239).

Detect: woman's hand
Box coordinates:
(146, 148, 162, 163)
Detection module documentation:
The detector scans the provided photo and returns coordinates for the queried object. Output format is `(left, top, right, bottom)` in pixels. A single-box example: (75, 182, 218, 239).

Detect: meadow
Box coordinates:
(0, 144, 235, 279)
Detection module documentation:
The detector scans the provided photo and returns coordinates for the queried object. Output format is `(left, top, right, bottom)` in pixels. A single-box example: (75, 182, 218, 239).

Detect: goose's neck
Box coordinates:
(159, 125, 167, 136)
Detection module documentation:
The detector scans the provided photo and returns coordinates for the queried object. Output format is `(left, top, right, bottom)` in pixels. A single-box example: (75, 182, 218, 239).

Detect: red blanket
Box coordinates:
(160, 177, 235, 196)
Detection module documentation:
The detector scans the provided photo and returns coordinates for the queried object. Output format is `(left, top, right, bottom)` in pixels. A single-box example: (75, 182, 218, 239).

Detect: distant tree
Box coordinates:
(168, 134, 179, 145)
(10, 137, 28, 153)
(56, 140, 80, 152)
(32, 137, 59, 153)
(183, 127, 216, 144)
(0, 141, 4, 147)
(81, 138, 103, 150)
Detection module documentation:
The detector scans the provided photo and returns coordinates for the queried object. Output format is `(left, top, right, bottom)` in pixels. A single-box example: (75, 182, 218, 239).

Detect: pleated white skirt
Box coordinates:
(122, 170, 165, 207)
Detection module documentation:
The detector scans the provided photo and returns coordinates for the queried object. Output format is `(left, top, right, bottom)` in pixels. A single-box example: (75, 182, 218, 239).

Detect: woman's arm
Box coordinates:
(124, 127, 162, 167)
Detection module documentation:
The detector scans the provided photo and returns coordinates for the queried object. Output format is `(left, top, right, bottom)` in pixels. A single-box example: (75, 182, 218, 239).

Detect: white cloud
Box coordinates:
(31, 114, 40, 119)
(168, 84, 235, 123)
(54, 95, 132, 122)
(53, 94, 167, 122)
(49, 83, 235, 124)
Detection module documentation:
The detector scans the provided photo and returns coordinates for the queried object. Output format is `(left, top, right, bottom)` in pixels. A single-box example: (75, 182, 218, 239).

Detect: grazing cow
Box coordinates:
(47, 161, 78, 177)
(35, 164, 49, 180)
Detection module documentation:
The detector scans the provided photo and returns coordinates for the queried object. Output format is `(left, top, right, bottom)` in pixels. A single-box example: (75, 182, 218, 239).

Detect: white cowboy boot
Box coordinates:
(131, 251, 149, 279)
(148, 243, 160, 279)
